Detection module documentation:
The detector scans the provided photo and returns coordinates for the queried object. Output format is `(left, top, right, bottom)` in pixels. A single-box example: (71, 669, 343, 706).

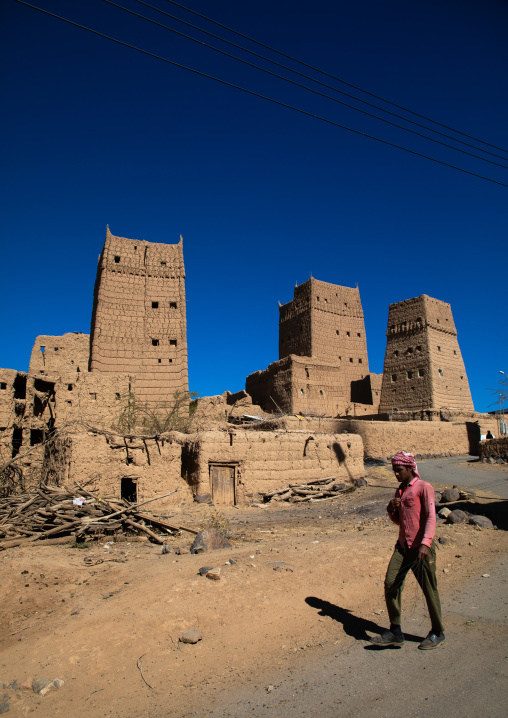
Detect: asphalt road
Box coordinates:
(182, 556, 508, 718)
(178, 457, 508, 718)
(417, 456, 508, 499)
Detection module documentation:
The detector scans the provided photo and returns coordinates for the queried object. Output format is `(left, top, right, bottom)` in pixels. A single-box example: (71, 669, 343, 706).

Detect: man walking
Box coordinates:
(370, 451, 445, 650)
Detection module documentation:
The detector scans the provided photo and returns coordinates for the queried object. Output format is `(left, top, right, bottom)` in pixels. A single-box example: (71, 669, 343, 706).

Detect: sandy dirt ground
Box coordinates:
(1, 462, 507, 718)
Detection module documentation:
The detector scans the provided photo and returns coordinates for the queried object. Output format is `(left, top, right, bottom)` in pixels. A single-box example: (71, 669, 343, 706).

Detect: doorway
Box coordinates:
(209, 464, 236, 505)
(121, 477, 138, 504)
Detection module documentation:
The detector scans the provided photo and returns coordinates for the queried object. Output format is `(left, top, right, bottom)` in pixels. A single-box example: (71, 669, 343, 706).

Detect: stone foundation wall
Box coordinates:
(479, 437, 508, 463)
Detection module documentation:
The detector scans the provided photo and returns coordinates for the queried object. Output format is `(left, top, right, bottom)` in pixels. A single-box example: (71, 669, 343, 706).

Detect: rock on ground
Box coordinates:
(190, 528, 232, 554)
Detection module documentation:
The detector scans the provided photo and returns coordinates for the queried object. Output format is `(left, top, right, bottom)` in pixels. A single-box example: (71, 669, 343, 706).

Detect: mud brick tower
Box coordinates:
(247, 278, 378, 416)
(279, 278, 369, 369)
(89, 229, 188, 405)
(379, 295, 473, 413)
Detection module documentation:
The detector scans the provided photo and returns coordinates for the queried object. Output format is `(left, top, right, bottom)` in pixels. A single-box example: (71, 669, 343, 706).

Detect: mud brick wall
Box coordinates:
(246, 357, 294, 414)
(29, 333, 90, 376)
(247, 357, 379, 417)
(479, 437, 508, 462)
(379, 295, 473, 413)
(53, 372, 134, 429)
(181, 430, 365, 503)
(89, 229, 188, 406)
(255, 415, 493, 459)
(42, 430, 193, 511)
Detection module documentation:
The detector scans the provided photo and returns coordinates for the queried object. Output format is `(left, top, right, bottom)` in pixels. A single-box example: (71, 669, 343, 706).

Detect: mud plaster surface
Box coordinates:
(1, 464, 507, 718)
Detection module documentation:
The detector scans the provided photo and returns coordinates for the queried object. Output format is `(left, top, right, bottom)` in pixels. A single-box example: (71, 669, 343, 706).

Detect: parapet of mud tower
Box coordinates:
(89, 228, 188, 405)
(379, 295, 473, 413)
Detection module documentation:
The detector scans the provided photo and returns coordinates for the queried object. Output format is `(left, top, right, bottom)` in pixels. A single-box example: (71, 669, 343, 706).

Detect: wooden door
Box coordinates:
(210, 465, 235, 505)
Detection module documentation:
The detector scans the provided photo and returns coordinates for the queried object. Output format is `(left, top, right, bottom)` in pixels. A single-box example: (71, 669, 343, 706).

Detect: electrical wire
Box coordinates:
(13, 0, 508, 189)
(165, 0, 508, 157)
(100, 0, 508, 170)
(129, 0, 508, 164)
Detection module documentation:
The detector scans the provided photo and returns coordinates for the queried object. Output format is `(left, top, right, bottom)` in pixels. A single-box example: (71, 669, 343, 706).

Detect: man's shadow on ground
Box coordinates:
(305, 597, 423, 649)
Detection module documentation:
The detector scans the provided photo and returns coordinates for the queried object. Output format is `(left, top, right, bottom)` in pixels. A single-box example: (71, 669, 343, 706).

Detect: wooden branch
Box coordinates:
(123, 518, 164, 544)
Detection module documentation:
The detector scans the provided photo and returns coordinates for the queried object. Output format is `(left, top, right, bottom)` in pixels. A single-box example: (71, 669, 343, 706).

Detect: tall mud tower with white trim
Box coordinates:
(379, 295, 473, 414)
(89, 228, 188, 406)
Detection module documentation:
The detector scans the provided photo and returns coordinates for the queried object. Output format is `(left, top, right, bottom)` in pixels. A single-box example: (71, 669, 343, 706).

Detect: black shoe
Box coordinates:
(369, 630, 405, 646)
(418, 632, 445, 650)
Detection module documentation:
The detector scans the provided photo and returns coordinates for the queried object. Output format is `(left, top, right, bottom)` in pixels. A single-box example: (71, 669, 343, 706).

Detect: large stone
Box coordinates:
(179, 629, 203, 644)
(447, 509, 469, 524)
(190, 528, 232, 554)
(441, 488, 460, 502)
(32, 679, 51, 694)
(0, 702, 9, 714)
(438, 507, 451, 519)
(355, 478, 368, 487)
(205, 568, 221, 581)
(469, 516, 494, 529)
(194, 494, 212, 504)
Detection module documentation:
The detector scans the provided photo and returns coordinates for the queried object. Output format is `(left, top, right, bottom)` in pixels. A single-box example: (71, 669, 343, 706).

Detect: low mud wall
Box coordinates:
(182, 430, 364, 504)
(253, 416, 495, 459)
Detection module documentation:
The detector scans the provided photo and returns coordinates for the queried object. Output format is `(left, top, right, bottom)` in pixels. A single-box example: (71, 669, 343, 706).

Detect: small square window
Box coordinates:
(394, 350, 399, 357)
(114, 255, 120, 263)
(317, 296, 320, 301)
(54, 347, 58, 352)
(407, 371, 413, 379)
(347, 331, 350, 337)
(300, 389, 304, 395)
(168, 358, 173, 363)
(170, 302, 177, 309)
(349, 357, 353, 363)
(357, 333, 361, 337)
(169, 339, 177, 347)
(161, 260, 166, 266)
(336, 330, 339, 335)
(438, 369, 443, 377)
(158, 358, 161, 364)
(392, 374, 397, 382)
(89, 392, 97, 400)
(358, 358, 362, 364)
(152, 301, 159, 309)
(40, 346, 45, 353)
(0, 382, 6, 390)
(416, 346, 422, 352)
(454, 350, 457, 355)
(437, 346, 441, 351)
(152, 339, 159, 346)
(67, 384, 73, 391)
(115, 393, 120, 399)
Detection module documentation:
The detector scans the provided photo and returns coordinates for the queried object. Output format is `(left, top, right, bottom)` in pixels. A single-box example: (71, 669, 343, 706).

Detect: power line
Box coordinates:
(131, 0, 508, 164)
(13, 0, 508, 189)
(164, 0, 508, 157)
(101, 0, 508, 170)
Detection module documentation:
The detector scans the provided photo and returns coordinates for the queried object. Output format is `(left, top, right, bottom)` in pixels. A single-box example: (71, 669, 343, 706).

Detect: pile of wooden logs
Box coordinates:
(0, 484, 197, 551)
(261, 476, 353, 503)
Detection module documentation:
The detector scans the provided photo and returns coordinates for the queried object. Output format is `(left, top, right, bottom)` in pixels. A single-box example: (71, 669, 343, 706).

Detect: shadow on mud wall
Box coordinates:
(466, 422, 481, 456)
(333, 442, 353, 482)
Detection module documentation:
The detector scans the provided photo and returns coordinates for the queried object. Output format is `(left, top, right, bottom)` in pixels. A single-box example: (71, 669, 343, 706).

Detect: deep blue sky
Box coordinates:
(1, 0, 507, 412)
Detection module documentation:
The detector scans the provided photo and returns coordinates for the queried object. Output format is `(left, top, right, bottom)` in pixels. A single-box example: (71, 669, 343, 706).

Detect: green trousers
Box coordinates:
(384, 541, 444, 635)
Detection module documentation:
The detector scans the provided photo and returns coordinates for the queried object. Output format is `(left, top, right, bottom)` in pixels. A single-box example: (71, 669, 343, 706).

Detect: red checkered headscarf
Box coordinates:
(391, 451, 421, 480)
